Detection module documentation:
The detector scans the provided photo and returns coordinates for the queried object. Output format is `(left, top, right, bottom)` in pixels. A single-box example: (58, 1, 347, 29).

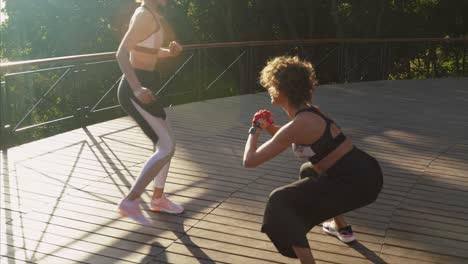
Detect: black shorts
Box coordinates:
(117, 69, 166, 144)
(261, 147, 383, 258)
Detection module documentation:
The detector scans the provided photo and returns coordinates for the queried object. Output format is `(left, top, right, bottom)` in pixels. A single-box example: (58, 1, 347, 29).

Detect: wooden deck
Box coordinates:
(2, 78, 468, 264)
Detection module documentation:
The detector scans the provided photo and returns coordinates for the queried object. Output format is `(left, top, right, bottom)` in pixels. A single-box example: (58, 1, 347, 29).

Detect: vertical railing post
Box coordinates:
(0, 76, 12, 149)
(463, 45, 466, 76)
(431, 42, 436, 79)
(240, 47, 249, 95)
(0, 77, 6, 149)
(245, 47, 250, 94)
(338, 43, 344, 82)
(72, 64, 88, 128)
(381, 42, 388, 80)
(454, 42, 460, 78)
(194, 49, 201, 100)
(244, 47, 250, 94)
(385, 42, 391, 80)
(343, 42, 348, 83)
(249, 46, 257, 93)
(72, 65, 81, 127)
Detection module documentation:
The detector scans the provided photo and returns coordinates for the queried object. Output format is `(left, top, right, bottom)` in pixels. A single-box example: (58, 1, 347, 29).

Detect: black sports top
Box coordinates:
(292, 106, 347, 164)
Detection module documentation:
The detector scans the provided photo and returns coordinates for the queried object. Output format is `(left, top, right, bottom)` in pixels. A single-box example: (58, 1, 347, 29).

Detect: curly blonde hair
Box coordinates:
(259, 56, 318, 107)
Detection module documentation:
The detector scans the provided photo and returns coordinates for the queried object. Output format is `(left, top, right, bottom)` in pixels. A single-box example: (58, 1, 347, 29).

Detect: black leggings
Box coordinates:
(261, 147, 383, 258)
(117, 69, 175, 192)
(117, 69, 166, 145)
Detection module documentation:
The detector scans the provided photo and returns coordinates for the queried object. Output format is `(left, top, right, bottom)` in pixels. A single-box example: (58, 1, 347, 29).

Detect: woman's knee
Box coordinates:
(263, 188, 293, 232)
(166, 141, 176, 157)
(160, 146, 175, 162)
(299, 162, 319, 180)
(158, 136, 176, 156)
(267, 186, 293, 209)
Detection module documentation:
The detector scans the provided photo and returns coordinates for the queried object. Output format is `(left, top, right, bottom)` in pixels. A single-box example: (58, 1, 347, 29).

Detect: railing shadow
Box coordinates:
(2, 78, 468, 263)
(349, 241, 387, 264)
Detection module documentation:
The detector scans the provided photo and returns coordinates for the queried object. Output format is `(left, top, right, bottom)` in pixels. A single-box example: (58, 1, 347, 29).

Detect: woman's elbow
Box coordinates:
(115, 51, 123, 64)
(116, 48, 125, 60)
(116, 45, 130, 58)
(243, 158, 258, 168)
(115, 49, 129, 70)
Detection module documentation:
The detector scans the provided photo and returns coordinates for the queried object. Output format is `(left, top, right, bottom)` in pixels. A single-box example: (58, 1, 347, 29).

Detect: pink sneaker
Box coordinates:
(150, 195, 184, 214)
(118, 198, 153, 226)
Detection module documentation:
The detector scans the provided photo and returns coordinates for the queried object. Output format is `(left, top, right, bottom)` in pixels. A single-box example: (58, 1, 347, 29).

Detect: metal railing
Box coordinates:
(1, 38, 467, 148)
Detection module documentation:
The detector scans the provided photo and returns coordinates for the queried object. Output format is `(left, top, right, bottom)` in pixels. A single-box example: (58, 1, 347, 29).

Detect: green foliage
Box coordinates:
(2, 0, 468, 60)
(1, 0, 467, 147)
(1, 0, 134, 59)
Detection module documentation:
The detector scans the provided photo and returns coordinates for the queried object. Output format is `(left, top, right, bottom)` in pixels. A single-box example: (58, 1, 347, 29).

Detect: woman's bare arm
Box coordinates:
(265, 125, 281, 136)
(243, 123, 296, 168)
(116, 10, 156, 103)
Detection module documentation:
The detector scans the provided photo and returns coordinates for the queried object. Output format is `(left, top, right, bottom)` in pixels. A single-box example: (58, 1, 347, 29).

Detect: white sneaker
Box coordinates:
(150, 194, 184, 214)
(322, 220, 356, 243)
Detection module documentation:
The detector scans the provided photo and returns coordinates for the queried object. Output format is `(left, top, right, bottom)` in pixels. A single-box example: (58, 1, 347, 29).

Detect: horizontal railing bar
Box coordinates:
(84, 59, 118, 66)
(0, 52, 115, 72)
(183, 37, 468, 50)
(4, 65, 75, 77)
(2, 38, 467, 72)
(14, 115, 75, 132)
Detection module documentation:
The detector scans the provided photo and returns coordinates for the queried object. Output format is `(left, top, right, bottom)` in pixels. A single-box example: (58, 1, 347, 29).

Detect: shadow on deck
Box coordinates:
(2, 78, 468, 264)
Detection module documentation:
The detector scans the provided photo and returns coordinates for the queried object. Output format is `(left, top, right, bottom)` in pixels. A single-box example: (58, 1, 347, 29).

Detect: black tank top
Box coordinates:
(293, 106, 347, 164)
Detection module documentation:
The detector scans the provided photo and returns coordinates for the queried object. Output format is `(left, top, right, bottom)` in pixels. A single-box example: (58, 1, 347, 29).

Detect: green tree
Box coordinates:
(1, 0, 133, 60)
(1, 0, 467, 146)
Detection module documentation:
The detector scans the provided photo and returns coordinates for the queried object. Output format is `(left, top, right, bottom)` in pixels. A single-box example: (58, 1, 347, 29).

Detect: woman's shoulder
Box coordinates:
(132, 6, 154, 22)
(294, 109, 325, 124)
(130, 6, 160, 30)
(292, 111, 326, 136)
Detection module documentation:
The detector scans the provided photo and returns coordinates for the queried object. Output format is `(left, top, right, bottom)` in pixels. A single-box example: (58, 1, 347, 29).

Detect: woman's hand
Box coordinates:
(169, 41, 183, 56)
(134, 87, 156, 104)
(252, 110, 274, 129)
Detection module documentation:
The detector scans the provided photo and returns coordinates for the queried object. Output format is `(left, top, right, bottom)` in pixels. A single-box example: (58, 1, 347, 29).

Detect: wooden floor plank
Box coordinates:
(150, 252, 219, 264)
(381, 244, 468, 264)
(3, 78, 468, 263)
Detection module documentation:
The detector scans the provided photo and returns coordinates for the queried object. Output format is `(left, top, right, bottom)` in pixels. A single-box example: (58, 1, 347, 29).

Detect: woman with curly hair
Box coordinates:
(243, 56, 383, 263)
